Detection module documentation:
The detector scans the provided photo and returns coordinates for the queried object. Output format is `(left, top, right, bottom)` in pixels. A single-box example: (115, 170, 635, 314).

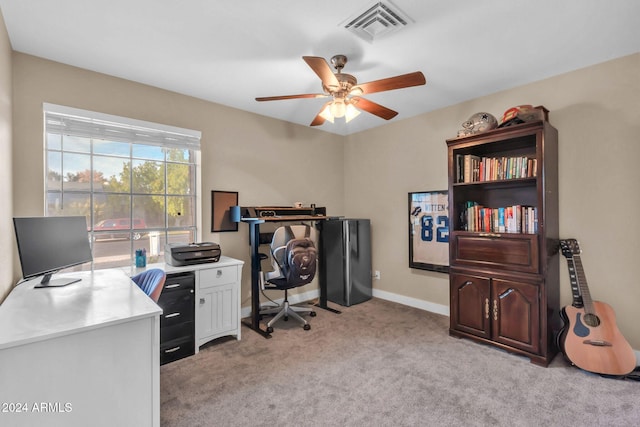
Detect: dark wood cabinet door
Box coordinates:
(451, 232, 539, 274)
(491, 278, 540, 354)
(450, 273, 491, 339)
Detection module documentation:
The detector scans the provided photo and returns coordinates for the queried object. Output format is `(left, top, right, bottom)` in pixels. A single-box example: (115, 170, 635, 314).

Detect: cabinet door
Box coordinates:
(450, 273, 491, 339)
(491, 278, 540, 354)
(197, 282, 238, 343)
(452, 233, 539, 274)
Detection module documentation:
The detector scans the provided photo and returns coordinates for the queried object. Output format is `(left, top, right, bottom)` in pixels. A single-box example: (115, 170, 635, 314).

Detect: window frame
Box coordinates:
(43, 103, 202, 270)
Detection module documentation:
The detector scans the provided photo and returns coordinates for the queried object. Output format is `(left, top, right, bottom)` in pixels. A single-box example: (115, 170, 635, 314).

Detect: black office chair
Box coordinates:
(131, 268, 166, 303)
(260, 225, 317, 332)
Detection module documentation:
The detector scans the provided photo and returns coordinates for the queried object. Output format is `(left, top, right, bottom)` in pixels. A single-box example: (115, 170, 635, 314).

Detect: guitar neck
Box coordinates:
(566, 256, 584, 308)
(573, 254, 595, 314)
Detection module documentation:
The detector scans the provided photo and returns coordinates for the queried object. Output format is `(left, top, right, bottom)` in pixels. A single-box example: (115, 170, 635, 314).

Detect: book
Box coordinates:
(456, 154, 464, 183)
(463, 154, 481, 182)
(461, 202, 537, 235)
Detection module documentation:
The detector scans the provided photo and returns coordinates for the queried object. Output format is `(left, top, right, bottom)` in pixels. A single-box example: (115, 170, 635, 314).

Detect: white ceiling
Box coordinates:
(1, 0, 639, 136)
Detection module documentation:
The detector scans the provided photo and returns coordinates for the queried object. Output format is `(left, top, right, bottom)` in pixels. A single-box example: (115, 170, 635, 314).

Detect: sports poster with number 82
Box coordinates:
(408, 190, 449, 272)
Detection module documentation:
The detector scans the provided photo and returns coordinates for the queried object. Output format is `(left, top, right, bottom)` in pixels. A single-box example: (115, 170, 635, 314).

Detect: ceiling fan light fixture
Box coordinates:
(319, 104, 334, 123)
(330, 99, 346, 118)
(345, 103, 361, 123)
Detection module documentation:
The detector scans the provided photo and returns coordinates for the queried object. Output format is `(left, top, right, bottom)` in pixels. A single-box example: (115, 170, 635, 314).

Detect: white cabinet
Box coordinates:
(195, 260, 243, 349)
(124, 256, 244, 355)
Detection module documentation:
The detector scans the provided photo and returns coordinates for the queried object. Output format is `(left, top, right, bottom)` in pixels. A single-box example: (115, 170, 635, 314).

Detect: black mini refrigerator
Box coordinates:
(319, 218, 372, 306)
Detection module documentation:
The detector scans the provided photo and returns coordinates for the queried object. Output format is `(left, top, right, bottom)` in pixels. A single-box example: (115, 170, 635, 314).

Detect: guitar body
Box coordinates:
(560, 300, 636, 376)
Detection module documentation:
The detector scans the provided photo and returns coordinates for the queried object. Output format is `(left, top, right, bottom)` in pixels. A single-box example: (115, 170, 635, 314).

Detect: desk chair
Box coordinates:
(131, 268, 166, 303)
(260, 225, 317, 332)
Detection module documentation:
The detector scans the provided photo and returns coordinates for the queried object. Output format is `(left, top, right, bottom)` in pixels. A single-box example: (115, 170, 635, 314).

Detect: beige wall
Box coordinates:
(345, 53, 640, 349)
(0, 9, 13, 302)
(10, 52, 345, 308)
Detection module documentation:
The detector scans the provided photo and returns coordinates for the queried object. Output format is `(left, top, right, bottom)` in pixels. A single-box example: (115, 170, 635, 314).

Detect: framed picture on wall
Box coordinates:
(211, 190, 239, 232)
(408, 190, 449, 273)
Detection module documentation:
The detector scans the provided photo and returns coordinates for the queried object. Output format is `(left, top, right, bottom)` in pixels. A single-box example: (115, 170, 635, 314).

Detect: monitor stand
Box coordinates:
(34, 273, 81, 289)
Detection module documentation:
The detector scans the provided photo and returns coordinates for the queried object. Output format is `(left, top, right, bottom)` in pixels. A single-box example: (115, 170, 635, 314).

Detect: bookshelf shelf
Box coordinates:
(452, 177, 536, 188)
(446, 117, 560, 366)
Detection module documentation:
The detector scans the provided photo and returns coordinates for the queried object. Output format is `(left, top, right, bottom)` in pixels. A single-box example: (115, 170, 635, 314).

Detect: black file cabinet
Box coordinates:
(158, 271, 195, 365)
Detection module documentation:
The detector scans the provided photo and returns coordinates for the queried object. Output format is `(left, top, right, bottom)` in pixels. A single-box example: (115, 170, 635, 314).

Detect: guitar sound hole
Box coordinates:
(583, 313, 600, 327)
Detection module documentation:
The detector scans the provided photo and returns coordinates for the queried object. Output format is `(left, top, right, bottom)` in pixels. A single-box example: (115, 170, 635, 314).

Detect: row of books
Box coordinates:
(461, 202, 538, 234)
(456, 154, 537, 183)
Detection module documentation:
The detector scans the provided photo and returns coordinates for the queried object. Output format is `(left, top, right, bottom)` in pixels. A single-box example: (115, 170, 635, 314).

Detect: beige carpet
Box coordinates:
(160, 298, 639, 426)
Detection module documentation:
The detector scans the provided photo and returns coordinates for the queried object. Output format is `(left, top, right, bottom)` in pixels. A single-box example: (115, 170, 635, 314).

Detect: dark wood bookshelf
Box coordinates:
(446, 118, 560, 366)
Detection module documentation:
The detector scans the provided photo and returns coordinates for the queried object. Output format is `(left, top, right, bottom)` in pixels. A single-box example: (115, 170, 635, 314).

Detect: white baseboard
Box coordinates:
(372, 288, 450, 317)
(241, 288, 449, 318)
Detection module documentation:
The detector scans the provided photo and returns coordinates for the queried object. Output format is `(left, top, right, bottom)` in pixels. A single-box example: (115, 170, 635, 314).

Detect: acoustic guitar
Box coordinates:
(558, 239, 636, 376)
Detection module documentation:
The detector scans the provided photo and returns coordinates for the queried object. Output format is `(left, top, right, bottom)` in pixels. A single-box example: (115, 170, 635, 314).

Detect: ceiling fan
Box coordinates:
(256, 55, 426, 126)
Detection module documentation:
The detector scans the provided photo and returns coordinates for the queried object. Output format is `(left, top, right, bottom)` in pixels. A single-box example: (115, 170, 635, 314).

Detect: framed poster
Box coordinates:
(211, 190, 239, 232)
(408, 190, 449, 272)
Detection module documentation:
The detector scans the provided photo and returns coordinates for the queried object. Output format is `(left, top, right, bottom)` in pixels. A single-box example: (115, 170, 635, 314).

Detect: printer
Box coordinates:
(165, 242, 221, 266)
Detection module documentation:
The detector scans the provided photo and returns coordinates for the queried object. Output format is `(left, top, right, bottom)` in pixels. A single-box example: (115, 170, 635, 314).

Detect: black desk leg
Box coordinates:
(241, 220, 272, 338)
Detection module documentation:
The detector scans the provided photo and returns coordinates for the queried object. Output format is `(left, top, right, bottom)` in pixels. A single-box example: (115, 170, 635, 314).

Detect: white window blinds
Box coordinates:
(43, 103, 201, 149)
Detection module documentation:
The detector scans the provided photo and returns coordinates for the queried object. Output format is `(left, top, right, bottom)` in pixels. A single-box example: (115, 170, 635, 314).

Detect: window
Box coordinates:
(44, 104, 201, 270)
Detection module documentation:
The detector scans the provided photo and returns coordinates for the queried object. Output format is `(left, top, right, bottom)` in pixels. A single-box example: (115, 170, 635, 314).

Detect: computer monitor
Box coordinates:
(13, 216, 93, 288)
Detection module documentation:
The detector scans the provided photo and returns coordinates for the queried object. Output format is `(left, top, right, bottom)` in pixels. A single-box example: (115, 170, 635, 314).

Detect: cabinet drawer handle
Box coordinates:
(164, 346, 181, 353)
(493, 300, 498, 321)
(165, 312, 181, 318)
(216, 270, 223, 277)
(166, 283, 181, 289)
(479, 233, 502, 238)
(200, 298, 205, 304)
(485, 298, 489, 319)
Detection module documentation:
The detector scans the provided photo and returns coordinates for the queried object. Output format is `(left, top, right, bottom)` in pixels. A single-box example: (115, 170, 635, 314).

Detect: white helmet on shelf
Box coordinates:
(460, 112, 498, 136)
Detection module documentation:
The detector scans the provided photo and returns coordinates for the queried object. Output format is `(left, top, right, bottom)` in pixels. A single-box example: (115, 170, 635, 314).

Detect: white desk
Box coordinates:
(0, 269, 161, 427)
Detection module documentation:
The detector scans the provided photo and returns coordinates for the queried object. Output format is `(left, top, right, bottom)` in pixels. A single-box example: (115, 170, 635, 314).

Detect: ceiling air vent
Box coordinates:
(341, 1, 412, 43)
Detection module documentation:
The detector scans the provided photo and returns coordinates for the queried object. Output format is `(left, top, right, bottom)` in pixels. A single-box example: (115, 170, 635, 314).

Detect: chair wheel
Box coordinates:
(266, 326, 274, 334)
(309, 311, 317, 317)
(284, 316, 289, 321)
(303, 324, 311, 330)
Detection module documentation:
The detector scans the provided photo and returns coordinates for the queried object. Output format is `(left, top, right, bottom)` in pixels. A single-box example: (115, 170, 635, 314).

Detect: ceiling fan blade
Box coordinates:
(256, 93, 325, 101)
(303, 56, 340, 90)
(352, 97, 398, 120)
(355, 71, 426, 95)
(310, 114, 326, 127)
(310, 102, 332, 126)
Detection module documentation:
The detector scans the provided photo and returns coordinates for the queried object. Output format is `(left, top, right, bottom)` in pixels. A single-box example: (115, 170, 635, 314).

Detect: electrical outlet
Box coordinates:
(373, 270, 380, 280)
